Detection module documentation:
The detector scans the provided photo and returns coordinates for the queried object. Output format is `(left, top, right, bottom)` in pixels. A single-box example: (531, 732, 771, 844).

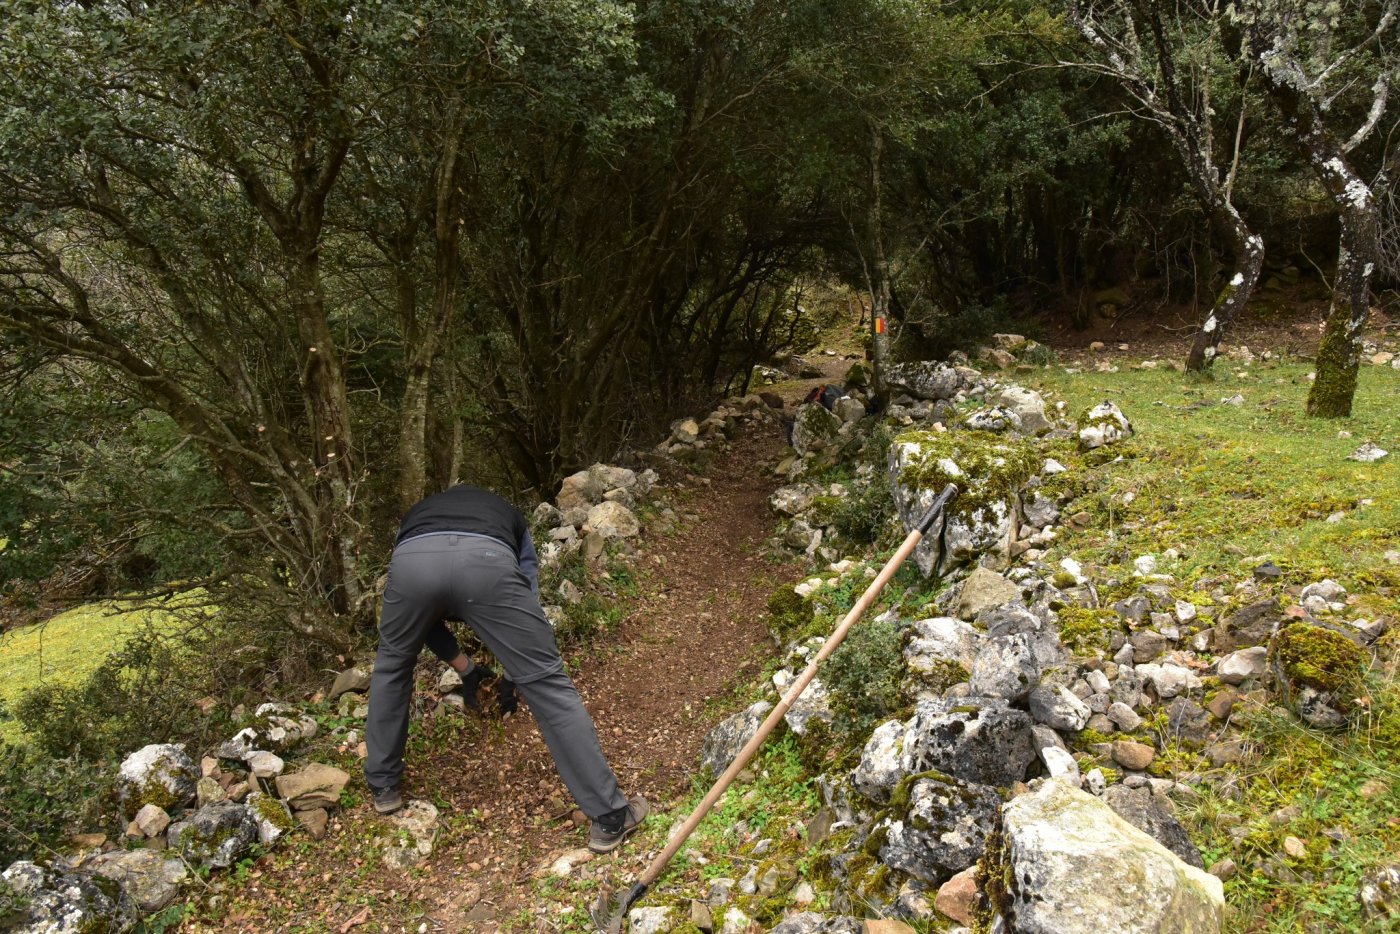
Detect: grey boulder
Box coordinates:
(1, 861, 136, 934)
(1028, 683, 1091, 732)
(993, 779, 1224, 933)
(167, 801, 259, 869)
(86, 849, 188, 912)
(877, 776, 1001, 884)
(969, 634, 1041, 704)
(1101, 784, 1204, 868)
(884, 361, 966, 401)
(791, 403, 842, 455)
(700, 701, 773, 777)
(903, 697, 1036, 787)
(903, 617, 980, 680)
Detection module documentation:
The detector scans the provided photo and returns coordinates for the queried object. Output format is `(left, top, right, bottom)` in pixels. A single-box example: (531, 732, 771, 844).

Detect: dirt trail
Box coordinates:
(207, 419, 823, 933)
(416, 428, 799, 930)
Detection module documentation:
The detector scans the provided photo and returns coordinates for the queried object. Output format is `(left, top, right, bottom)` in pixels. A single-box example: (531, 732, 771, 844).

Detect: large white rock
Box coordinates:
(904, 617, 982, 677)
(628, 906, 675, 934)
(997, 386, 1051, 434)
(884, 361, 967, 400)
(117, 744, 198, 818)
(769, 485, 815, 516)
(586, 501, 640, 539)
(994, 779, 1224, 933)
(1078, 401, 1133, 449)
(382, 800, 440, 869)
(1135, 662, 1203, 699)
(1028, 683, 1090, 732)
(1216, 646, 1268, 685)
(833, 396, 867, 424)
(851, 718, 907, 803)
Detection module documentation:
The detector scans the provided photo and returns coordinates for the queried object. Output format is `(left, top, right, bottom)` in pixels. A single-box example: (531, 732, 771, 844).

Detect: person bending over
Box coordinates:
(363, 484, 648, 853)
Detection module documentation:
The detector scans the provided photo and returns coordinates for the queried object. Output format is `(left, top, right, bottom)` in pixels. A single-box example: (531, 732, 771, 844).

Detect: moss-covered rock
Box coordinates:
(1077, 401, 1133, 450)
(888, 430, 1040, 574)
(116, 744, 198, 819)
(166, 801, 259, 870)
(1056, 608, 1120, 654)
(791, 403, 841, 455)
(805, 495, 842, 528)
(768, 586, 816, 642)
(1270, 623, 1365, 729)
(1271, 624, 1364, 693)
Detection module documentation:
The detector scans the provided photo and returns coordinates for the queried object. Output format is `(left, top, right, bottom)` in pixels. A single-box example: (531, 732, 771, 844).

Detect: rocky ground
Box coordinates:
(5, 309, 1398, 934)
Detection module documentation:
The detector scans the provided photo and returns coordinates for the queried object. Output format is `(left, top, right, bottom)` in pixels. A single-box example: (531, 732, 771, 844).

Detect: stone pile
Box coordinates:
(771, 363, 1099, 574)
(534, 463, 657, 567)
(708, 543, 1382, 930)
(3, 721, 358, 929)
(658, 394, 780, 464)
(689, 341, 1397, 931)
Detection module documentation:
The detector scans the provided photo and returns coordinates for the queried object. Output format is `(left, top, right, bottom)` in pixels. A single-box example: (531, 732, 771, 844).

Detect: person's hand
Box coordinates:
(495, 677, 519, 715)
(460, 664, 492, 710)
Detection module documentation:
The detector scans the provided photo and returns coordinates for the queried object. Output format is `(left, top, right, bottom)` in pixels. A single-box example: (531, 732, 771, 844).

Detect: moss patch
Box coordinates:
(1271, 624, 1364, 694)
(913, 658, 970, 695)
(892, 429, 1041, 522)
(767, 586, 816, 643)
(0, 601, 187, 744)
(1056, 607, 1119, 654)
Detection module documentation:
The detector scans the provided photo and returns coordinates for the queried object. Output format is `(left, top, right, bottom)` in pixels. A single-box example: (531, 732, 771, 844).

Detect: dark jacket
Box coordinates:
(396, 485, 541, 593)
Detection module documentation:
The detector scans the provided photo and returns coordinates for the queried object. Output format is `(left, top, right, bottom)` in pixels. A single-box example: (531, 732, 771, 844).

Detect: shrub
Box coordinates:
(0, 743, 114, 864)
(832, 470, 895, 545)
(824, 617, 906, 740)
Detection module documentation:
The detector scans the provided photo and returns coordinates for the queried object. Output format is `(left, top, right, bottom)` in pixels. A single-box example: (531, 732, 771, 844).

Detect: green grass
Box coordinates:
(1023, 361, 1400, 588)
(0, 601, 185, 744)
(1022, 359, 1400, 932)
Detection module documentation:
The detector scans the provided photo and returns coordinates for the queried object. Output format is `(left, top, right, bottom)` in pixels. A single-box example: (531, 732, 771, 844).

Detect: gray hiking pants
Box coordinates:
(363, 534, 628, 818)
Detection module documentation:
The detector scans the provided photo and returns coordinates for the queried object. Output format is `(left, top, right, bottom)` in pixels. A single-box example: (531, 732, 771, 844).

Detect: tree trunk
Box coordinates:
(1186, 212, 1265, 371)
(396, 110, 465, 507)
(1308, 191, 1379, 416)
(288, 249, 365, 620)
(1247, 43, 1380, 416)
(867, 126, 892, 400)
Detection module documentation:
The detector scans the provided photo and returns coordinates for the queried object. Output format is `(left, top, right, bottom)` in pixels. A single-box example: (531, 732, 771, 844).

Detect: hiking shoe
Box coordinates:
(372, 786, 404, 815)
(587, 795, 650, 854)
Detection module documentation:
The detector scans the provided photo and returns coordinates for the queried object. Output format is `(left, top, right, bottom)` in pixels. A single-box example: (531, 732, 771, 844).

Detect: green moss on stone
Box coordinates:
(806, 495, 841, 527)
(886, 769, 956, 814)
(1056, 608, 1118, 653)
(974, 823, 1009, 934)
(128, 775, 182, 818)
(251, 794, 295, 833)
(861, 822, 890, 858)
(1076, 728, 1114, 747)
(767, 586, 816, 642)
(917, 659, 970, 695)
(892, 430, 1040, 522)
(1271, 623, 1364, 694)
